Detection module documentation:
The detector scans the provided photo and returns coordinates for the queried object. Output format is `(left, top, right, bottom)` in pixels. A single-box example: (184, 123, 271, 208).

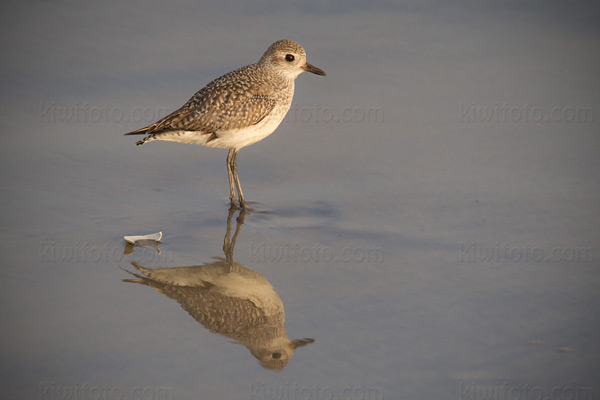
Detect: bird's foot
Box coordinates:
(229, 197, 253, 211)
(239, 200, 253, 212)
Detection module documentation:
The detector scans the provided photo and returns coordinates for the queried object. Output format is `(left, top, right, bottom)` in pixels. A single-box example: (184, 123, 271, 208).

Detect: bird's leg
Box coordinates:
(226, 149, 239, 207)
(232, 149, 251, 211)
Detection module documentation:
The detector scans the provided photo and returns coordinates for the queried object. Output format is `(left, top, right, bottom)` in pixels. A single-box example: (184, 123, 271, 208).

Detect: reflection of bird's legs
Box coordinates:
(230, 209, 244, 253)
(223, 205, 236, 265)
(226, 149, 238, 207)
(223, 205, 246, 269)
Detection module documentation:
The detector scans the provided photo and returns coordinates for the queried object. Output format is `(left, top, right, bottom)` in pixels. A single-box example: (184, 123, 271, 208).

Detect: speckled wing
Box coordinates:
(195, 93, 277, 134)
(181, 67, 278, 133)
(125, 65, 277, 137)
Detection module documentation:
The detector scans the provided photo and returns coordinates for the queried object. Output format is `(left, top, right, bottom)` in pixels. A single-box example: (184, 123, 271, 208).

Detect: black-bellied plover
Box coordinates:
(125, 39, 326, 210)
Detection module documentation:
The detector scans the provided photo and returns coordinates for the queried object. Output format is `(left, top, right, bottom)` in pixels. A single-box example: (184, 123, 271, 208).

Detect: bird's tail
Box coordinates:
(124, 127, 152, 146)
(124, 127, 149, 136)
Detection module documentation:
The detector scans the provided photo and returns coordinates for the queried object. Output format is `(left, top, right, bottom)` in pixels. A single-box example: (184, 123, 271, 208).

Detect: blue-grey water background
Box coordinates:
(1, 1, 599, 399)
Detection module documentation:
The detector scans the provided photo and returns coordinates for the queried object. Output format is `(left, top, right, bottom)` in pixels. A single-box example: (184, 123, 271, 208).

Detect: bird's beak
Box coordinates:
(291, 338, 315, 349)
(301, 62, 326, 76)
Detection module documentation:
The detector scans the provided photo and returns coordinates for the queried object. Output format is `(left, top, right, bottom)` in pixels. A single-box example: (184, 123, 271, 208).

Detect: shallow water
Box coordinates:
(2, 1, 599, 399)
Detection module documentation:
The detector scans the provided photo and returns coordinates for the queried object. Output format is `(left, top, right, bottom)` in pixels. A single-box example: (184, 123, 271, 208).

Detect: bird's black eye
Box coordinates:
(285, 54, 295, 62)
(272, 352, 281, 359)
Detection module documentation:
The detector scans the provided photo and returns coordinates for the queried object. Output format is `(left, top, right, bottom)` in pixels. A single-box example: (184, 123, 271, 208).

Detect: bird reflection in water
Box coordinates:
(123, 206, 314, 370)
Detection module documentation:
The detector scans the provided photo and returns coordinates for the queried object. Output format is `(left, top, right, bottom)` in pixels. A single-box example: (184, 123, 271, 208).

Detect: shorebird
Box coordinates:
(125, 39, 326, 210)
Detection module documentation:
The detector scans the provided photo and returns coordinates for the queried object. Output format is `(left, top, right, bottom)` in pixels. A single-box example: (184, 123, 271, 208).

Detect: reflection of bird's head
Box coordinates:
(250, 338, 315, 371)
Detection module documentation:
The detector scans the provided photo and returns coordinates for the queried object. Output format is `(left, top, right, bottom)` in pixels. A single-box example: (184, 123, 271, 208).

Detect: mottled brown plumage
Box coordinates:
(124, 39, 325, 210)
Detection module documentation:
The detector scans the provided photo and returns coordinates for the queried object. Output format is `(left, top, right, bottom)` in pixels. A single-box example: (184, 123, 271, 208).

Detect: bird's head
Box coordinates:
(259, 39, 326, 79)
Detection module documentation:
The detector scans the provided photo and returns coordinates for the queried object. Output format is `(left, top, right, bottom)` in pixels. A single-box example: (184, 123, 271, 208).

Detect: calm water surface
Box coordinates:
(1, 1, 599, 399)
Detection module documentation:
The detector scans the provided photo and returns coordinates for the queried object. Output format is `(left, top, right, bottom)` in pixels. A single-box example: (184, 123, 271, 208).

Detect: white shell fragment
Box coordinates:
(123, 232, 163, 244)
